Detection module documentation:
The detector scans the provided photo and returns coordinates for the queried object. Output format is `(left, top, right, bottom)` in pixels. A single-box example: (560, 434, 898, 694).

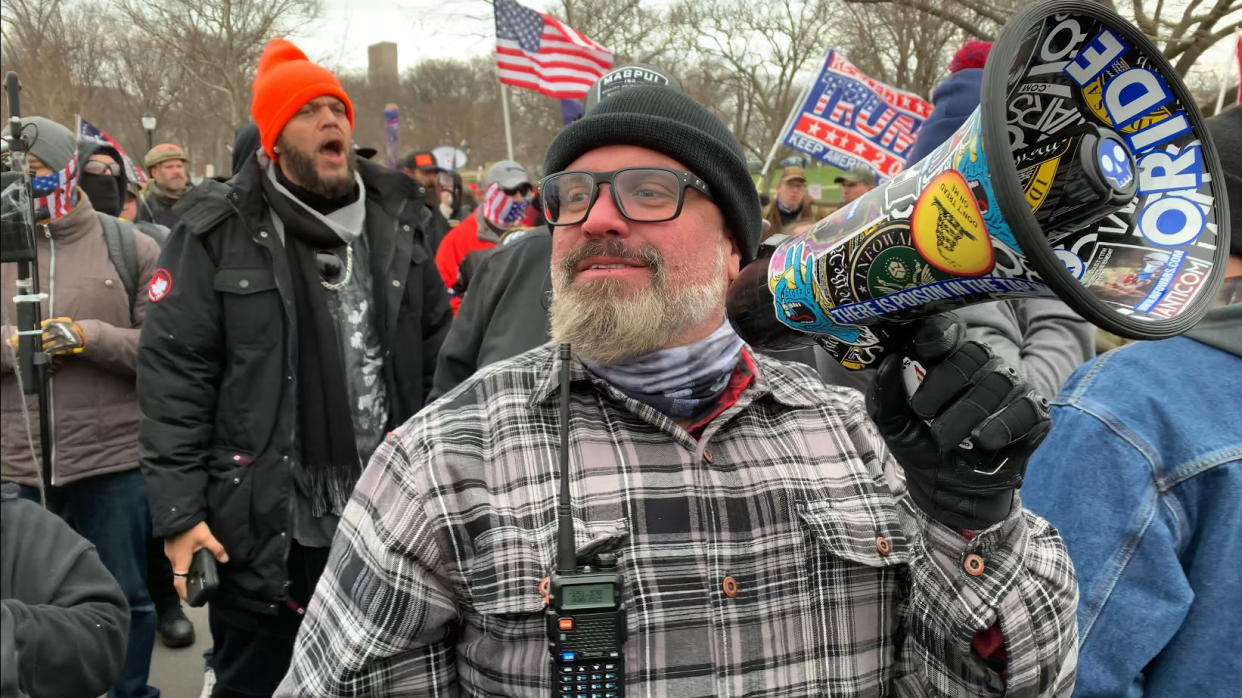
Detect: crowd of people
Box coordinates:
(1, 32, 1239, 698)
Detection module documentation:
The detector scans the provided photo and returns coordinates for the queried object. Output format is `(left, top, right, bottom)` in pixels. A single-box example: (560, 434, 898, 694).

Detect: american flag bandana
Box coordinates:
(78, 116, 148, 185)
(482, 181, 529, 229)
(32, 157, 77, 220)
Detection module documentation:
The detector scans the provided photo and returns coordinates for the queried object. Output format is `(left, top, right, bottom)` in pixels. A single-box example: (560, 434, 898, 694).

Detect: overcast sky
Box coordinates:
(292, 0, 497, 73)
(296, 0, 1240, 92)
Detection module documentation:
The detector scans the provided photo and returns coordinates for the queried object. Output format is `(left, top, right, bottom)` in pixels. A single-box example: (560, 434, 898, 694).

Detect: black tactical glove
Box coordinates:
(866, 313, 1051, 530)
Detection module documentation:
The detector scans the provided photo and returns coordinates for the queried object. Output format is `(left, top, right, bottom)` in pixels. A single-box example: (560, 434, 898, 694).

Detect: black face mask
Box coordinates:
(78, 173, 123, 216)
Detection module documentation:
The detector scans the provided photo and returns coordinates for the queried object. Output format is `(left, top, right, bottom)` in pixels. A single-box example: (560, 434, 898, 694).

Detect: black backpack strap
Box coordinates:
(98, 212, 140, 326)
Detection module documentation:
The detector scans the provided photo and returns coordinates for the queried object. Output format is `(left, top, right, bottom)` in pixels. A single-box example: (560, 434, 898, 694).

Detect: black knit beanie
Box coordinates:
(1205, 105, 1241, 257)
(543, 85, 762, 265)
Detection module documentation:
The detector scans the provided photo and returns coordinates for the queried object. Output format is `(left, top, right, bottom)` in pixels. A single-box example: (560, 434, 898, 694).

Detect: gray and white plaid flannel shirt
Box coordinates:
(279, 344, 1077, 696)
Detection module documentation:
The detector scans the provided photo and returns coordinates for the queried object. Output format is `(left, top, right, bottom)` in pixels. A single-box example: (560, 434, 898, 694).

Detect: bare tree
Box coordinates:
(1129, 0, 1242, 74)
(834, 0, 964, 96)
(104, 33, 193, 150)
(113, 0, 322, 130)
(844, 0, 1242, 75)
(842, 0, 1013, 40)
(679, 0, 839, 164)
(554, 0, 696, 66)
(0, 0, 111, 124)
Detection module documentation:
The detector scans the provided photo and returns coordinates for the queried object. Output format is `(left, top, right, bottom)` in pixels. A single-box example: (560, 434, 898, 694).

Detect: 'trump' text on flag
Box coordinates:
(781, 51, 933, 180)
(494, 0, 612, 100)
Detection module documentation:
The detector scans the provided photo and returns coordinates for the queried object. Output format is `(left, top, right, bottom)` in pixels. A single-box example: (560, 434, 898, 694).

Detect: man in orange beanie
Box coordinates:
(137, 38, 452, 697)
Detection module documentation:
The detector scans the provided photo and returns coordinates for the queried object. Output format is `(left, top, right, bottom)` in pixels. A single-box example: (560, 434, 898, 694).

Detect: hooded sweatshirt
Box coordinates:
(1184, 302, 1242, 358)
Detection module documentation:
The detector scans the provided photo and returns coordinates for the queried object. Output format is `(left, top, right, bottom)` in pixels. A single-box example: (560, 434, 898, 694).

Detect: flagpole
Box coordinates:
(501, 83, 515, 161)
(1213, 28, 1241, 115)
(758, 79, 814, 191)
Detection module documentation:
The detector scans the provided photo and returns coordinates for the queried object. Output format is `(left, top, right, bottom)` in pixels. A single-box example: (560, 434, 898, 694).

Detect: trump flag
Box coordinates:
(781, 51, 933, 179)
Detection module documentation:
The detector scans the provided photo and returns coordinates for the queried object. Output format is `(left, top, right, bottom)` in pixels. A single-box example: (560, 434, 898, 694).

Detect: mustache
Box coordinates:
(559, 238, 664, 281)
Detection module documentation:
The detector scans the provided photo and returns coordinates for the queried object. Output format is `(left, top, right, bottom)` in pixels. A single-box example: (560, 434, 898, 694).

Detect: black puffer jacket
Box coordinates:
(137, 155, 451, 614)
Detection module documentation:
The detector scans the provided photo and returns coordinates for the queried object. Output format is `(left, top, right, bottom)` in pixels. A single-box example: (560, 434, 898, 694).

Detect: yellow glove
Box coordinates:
(40, 317, 86, 356)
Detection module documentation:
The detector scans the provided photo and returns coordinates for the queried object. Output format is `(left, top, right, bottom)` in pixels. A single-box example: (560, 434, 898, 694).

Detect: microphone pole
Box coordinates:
(3, 71, 54, 494)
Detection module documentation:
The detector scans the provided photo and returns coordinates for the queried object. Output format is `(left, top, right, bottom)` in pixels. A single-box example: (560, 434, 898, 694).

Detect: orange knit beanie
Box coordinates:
(250, 39, 354, 159)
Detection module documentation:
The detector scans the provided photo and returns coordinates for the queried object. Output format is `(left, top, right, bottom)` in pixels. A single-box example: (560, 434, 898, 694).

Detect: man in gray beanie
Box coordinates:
(281, 87, 1076, 696)
(2, 117, 163, 697)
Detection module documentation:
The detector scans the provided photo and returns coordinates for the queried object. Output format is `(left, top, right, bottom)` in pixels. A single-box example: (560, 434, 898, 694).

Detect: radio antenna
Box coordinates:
(556, 343, 576, 574)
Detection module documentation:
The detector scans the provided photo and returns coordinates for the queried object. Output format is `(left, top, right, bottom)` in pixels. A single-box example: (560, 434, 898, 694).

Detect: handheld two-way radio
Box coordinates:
(546, 344, 625, 698)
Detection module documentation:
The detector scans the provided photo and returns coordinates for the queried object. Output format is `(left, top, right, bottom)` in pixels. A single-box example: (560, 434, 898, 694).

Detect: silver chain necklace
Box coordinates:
(320, 243, 354, 291)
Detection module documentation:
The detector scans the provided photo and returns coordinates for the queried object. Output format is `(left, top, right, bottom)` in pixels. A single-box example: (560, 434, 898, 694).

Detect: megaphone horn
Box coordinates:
(727, 0, 1231, 370)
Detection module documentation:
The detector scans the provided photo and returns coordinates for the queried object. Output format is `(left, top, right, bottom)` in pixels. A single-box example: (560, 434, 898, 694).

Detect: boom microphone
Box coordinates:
(727, 0, 1231, 369)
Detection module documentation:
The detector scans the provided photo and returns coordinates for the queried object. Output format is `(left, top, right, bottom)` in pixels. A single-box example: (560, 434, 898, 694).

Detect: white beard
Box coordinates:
(549, 243, 727, 364)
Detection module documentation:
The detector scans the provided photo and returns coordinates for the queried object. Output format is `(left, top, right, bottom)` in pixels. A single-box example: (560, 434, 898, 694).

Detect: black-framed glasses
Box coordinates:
(82, 160, 122, 177)
(539, 167, 712, 227)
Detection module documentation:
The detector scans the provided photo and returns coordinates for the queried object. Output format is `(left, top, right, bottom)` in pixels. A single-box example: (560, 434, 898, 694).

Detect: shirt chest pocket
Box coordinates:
(214, 267, 281, 348)
(467, 518, 629, 623)
(796, 496, 910, 686)
(797, 496, 911, 568)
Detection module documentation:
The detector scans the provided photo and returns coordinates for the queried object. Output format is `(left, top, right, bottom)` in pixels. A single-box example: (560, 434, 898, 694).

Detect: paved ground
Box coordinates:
(149, 604, 211, 698)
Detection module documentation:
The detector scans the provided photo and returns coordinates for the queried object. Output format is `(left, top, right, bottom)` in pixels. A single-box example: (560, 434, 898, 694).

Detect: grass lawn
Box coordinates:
(753, 164, 849, 205)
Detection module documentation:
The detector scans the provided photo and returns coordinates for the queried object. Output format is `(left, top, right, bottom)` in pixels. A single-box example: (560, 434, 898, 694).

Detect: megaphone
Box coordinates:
(727, 0, 1231, 369)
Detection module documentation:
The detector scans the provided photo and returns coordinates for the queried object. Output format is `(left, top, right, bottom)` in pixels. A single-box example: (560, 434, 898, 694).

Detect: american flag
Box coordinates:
(494, 0, 612, 99)
(32, 157, 77, 220)
(481, 182, 528, 227)
(77, 116, 147, 184)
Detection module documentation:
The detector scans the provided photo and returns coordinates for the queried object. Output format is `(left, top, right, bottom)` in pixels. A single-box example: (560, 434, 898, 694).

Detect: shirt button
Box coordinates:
(964, 553, 985, 576)
(402, 224, 411, 232)
(104, 279, 114, 287)
(875, 536, 892, 556)
(391, 280, 401, 287)
(259, 231, 269, 238)
(721, 576, 738, 597)
(239, 279, 250, 289)
(702, 448, 714, 464)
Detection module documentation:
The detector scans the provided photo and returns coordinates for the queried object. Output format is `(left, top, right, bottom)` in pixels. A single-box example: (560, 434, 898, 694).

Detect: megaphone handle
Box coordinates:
(899, 356, 975, 452)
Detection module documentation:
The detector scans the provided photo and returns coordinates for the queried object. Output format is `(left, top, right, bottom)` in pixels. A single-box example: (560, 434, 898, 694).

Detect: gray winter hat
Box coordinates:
(585, 63, 683, 111)
(544, 85, 762, 265)
(484, 160, 531, 189)
(19, 117, 77, 173)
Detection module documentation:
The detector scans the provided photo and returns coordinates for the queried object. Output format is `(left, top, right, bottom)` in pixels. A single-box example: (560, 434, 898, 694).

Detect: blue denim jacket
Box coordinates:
(1022, 335, 1242, 696)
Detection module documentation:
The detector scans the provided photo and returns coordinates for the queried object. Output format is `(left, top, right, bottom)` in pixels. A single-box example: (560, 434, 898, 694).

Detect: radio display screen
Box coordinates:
(562, 583, 614, 609)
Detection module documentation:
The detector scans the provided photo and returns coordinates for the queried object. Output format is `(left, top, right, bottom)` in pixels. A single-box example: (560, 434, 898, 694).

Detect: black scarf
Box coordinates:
(259, 170, 362, 517)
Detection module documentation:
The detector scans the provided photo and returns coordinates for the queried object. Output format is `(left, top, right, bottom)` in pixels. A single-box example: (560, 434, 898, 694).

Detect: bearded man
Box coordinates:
(138, 142, 192, 229)
(136, 39, 451, 697)
(279, 87, 1077, 696)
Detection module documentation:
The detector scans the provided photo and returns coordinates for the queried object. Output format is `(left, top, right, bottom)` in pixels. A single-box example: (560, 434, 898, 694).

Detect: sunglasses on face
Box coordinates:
(82, 160, 122, 177)
(503, 183, 533, 198)
(539, 167, 712, 227)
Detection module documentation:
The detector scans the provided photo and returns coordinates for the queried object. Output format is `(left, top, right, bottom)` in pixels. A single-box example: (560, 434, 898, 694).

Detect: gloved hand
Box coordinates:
(866, 313, 1051, 530)
(39, 317, 86, 356)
